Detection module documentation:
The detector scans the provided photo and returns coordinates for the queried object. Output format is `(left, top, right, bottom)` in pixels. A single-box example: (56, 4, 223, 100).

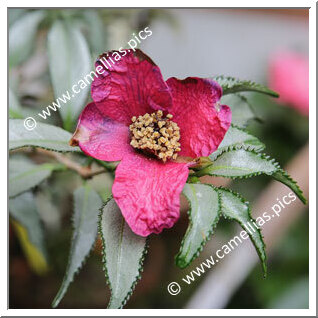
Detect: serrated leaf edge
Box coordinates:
(200, 146, 281, 179)
(98, 197, 148, 309)
(9, 144, 80, 153)
(216, 186, 267, 276)
(213, 75, 279, 97)
(210, 124, 265, 160)
(52, 185, 99, 308)
(175, 184, 221, 269)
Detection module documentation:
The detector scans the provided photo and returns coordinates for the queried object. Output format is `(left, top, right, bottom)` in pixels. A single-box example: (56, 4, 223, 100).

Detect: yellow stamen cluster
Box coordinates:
(129, 110, 181, 162)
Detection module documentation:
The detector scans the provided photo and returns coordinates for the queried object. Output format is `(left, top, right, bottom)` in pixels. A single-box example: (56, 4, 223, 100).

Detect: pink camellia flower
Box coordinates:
(269, 51, 309, 116)
(70, 49, 231, 236)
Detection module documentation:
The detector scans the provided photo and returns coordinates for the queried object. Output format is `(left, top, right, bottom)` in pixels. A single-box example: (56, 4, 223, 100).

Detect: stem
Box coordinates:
(35, 148, 106, 179)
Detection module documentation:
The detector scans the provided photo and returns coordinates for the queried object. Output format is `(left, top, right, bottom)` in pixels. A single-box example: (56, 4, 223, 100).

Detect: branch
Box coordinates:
(35, 148, 106, 179)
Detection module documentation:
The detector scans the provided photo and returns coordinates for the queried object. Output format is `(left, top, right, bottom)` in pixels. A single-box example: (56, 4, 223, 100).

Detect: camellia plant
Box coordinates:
(9, 47, 307, 308)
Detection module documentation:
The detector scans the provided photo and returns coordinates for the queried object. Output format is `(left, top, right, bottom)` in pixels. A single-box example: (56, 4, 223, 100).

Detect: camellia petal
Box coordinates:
(112, 153, 189, 236)
(166, 77, 232, 158)
(91, 49, 173, 125)
(70, 102, 131, 161)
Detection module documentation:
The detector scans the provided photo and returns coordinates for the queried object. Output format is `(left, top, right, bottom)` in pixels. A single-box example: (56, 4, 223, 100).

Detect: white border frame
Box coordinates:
(3, 0, 316, 316)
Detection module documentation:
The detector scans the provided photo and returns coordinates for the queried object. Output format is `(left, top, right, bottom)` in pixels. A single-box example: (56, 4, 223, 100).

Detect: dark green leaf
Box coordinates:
(213, 75, 279, 97)
(271, 169, 307, 204)
(9, 119, 80, 152)
(210, 125, 265, 160)
(9, 10, 45, 67)
(176, 183, 221, 269)
(52, 185, 102, 308)
(9, 191, 47, 261)
(9, 156, 64, 198)
(218, 187, 267, 275)
(99, 198, 147, 309)
(197, 148, 306, 203)
(48, 20, 91, 129)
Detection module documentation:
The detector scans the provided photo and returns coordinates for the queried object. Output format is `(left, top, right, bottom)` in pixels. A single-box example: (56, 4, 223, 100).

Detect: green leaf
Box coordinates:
(271, 169, 307, 204)
(221, 94, 259, 127)
(218, 187, 267, 275)
(9, 10, 45, 67)
(213, 75, 279, 97)
(197, 148, 306, 204)
(82, 10, 105, 55)
(99, 198, 147, 309)
(9, 88, 24, 119)
(52, 185, 102, 308)
(9, 192, 48, 263)
(176, 183, 221, 269)
(48, 20, 91, 130)
(9, 9, 27, 26)
(198, 148, 279, 178)
(9, 119, 80, 152)
(9, 156, 64, 198)
(210, 125, 265, 160)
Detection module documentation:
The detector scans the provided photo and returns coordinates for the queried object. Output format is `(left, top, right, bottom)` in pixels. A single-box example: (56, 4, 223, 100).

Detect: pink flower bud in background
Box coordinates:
(269, 51, 309, 116)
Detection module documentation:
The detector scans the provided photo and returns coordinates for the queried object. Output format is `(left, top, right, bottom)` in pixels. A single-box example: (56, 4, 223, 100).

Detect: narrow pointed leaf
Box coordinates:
(99, 198, 147, 309)
(10, 192, 48, 267)
(9, 10, 45, 67)
(52, 185, 102, 308)
(221, 93, 258, 127)
(9, 156, 64, 198)
(11, 220, 49, 275)
(210, 125, 265, 160)
(213, 75, 279, 97)
(9, 119, 80, 152)
(198, 148, 306, 203)
(48, 20, 91, 129)
(218, 187, 267, 275)
(272, 169, 307, 204)
(176, 183, 221, 269)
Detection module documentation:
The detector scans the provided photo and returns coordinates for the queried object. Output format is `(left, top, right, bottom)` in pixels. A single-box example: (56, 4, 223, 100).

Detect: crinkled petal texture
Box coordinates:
(112, 154, 189, 236)
(70, 102, 131, 161)
(166, 77, 232, 158)
(92, 49, 173, 125)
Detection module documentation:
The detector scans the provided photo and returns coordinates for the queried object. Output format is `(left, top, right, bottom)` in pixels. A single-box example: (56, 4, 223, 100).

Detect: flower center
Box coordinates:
(129, 110, 181, 162)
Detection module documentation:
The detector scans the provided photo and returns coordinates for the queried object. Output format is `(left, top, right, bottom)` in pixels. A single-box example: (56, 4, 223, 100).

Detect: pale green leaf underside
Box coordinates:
(213, 75, 279, 97)
(221, 94, 258, 127)
(176, 183, 220, 268)
(9, 119, 80, 152)
(210, 125, 265, 160)
(200, 148, 278, 178)
(9, 10, 45, 67)
(52, 185, 102, 308)
(9, 191, 47, 260)
(48, 20, 91, 128)
(9, 156, 63, 198)
(218, 187, 267, 275)
(99, 198, 147, 309)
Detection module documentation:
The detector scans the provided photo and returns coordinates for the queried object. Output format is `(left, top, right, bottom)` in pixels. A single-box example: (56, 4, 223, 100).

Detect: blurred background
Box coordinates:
(9, 8, 309, 309)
